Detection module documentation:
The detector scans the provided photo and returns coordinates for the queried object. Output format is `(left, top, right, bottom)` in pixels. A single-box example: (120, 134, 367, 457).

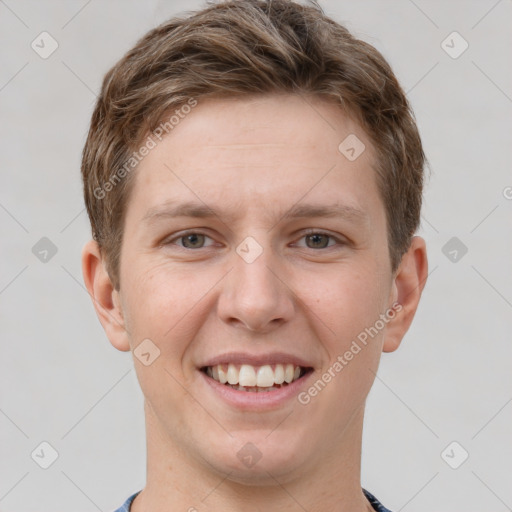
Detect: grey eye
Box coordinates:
(180, 233, 206, 248)
(305, 233, 331, 249)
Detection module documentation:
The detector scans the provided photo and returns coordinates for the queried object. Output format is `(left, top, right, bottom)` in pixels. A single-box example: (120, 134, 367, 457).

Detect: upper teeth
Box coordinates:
(206, 364, 302, 387)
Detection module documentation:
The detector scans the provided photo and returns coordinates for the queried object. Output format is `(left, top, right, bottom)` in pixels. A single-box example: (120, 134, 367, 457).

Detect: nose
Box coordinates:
(216, 240, 295, 333)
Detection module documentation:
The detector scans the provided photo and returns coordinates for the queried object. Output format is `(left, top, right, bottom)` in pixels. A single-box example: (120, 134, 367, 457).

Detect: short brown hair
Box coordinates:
(82, 0, 426, 290)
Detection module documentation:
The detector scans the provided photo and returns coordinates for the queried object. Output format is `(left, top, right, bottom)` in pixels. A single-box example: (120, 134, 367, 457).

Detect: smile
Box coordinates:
(201, 363, 311, 392)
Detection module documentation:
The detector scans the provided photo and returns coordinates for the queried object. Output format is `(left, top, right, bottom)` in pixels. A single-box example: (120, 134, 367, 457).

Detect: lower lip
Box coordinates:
(199, 370, 313, 411)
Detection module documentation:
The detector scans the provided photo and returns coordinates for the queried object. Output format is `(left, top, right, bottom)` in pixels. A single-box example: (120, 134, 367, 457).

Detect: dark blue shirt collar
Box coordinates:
(113, 488, 392, 511)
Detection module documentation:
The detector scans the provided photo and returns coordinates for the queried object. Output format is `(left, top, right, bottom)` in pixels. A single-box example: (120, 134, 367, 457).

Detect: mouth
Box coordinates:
(200, 363, 313, 392)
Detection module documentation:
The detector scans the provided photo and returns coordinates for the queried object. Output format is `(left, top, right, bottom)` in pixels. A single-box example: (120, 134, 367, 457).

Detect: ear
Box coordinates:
(81, 239, 130, 352)
(383, 236, 428, 353)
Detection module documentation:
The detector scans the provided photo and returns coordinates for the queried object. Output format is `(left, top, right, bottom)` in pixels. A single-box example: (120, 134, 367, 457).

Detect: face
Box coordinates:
(92, 94, 419, 484)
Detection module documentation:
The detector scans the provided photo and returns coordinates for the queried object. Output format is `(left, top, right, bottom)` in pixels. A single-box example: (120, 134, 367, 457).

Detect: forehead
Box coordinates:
(160, 94, 369, 163)
(127, 94, 383, 226)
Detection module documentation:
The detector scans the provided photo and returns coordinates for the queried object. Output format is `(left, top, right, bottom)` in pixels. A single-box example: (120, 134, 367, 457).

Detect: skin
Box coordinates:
(83, 94, 428, 512)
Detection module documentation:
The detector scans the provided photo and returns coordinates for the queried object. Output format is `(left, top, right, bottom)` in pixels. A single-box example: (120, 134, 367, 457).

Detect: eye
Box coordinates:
(164, 230, 344, 251)
(295, 231, 342, 249)
(167, 231, 216, 249)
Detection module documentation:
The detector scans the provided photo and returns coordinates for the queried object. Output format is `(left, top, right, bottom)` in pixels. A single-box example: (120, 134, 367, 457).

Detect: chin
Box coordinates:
(199, 432, 310, 485)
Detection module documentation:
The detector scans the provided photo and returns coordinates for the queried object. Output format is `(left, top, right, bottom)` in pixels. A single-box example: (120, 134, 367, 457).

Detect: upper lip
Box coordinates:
(200, 351, 314, 368)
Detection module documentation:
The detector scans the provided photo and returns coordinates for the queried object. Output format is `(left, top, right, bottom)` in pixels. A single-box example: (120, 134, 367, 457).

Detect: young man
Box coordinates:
(81, 1, 428, 510)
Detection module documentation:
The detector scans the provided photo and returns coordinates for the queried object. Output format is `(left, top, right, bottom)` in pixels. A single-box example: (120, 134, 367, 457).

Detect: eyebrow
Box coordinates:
(142, 200, 368, 225)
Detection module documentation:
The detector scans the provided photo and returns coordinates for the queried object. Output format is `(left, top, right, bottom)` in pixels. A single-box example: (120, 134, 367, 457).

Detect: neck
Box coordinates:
(131, 401, 372, 512)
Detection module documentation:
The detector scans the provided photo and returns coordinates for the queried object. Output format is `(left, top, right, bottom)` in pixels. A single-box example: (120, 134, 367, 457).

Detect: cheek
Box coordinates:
(297, 266, 388, 422)
(121, 260, 219, 356)
(297, 262, 390, 350)
(121, 263, 209, 413)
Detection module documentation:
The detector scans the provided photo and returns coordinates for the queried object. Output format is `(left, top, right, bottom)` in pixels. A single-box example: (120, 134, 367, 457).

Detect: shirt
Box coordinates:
(113, 488, 392, 511)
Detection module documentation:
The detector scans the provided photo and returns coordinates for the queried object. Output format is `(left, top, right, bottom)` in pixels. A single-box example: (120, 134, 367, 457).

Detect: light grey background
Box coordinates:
(1, 1, 511, 511)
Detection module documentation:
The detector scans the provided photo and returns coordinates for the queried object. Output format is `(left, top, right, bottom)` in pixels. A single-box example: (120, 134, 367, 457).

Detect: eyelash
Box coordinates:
(164, 229, 345, 250)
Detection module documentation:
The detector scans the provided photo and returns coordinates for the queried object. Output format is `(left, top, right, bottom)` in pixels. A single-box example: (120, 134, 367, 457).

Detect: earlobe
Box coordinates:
(81, 240, 131, 352)
(382, 236, 428, 353)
